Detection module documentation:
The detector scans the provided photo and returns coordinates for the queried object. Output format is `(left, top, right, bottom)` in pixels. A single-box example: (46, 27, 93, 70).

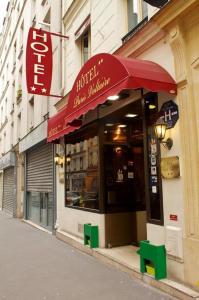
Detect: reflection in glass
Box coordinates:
(65, 135, 99, 210)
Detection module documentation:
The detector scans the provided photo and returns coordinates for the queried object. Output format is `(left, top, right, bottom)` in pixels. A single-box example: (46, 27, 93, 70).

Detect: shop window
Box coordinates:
(127, 0, 148, 31)
(27, 191, 53, 230)
(65, 123, 99, 211)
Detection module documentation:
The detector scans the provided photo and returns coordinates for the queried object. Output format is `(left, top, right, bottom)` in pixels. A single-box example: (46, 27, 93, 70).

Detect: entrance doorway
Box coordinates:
(103, 99, 147, 247)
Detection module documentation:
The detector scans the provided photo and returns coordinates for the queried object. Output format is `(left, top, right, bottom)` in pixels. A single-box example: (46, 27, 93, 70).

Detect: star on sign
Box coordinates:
(31, 86, 36, 91)
(42, 88, 47, 93)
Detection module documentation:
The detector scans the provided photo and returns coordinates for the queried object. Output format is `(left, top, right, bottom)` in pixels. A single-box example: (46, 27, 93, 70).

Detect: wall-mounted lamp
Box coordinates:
(66, 153, 71, 165)
(54, 153, 64, 167)
(154, 118, 173, 150)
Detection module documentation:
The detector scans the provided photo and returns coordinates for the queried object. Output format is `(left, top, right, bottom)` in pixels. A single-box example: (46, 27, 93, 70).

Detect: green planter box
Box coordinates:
(84, 223, 99, 248)
(137, 240, 167, 280)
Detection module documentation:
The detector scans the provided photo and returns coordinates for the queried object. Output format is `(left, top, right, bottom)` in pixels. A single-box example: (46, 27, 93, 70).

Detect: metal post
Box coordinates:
(52, 143, 57, 234)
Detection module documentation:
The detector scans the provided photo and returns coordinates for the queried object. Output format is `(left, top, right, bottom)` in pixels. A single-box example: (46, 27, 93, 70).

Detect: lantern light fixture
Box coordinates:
(66, 153, 71, 165)
(154, 118, 173, 150)
(54, 153, 64, 167)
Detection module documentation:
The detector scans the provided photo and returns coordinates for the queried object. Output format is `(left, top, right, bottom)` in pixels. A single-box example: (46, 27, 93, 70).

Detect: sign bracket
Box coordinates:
(38, 28, 69, 39)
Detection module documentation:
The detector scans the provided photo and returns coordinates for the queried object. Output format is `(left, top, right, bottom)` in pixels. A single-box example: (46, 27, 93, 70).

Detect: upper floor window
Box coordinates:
(81, 29, 90, 64)
(28, 96, 34, 130)
(5, 99, 7, 119)
(127, 0, 148, 31)
(75, 16, 91, 66)
(17, 112, 21, 140)
(19, 21, 24, 50)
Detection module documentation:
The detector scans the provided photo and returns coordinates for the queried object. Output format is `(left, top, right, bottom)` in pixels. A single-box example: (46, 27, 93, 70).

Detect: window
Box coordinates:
(41, 0, 48, 6)
(0, 107, 3, 126)
(81, 29, 90, 64)
(65, 123, 99, 210)
(19, 21, 24, 53)
(13, 41, 17, 68)
(127, 0, 148, 31)
(28, 97, 34, 130)
(6, 64, 9, 83)
(17, 66, 23, 103)
(43, 8, 51, 27)
(10, 121, 14, 147)
(17, 112, 21, 140)
(75, 16, 91, 65)
(3, 132, 6, 153)
(17, 2, 20, 13)
(5, 99, 7, 120)
(11, 81, 15, 109)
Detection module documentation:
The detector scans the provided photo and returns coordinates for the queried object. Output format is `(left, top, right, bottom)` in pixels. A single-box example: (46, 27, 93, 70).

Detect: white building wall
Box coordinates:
(0, 0, 62, 156)
(58, 2, 185, 280)
(0, 0, 62, 218)
(63, 0, 128, 95)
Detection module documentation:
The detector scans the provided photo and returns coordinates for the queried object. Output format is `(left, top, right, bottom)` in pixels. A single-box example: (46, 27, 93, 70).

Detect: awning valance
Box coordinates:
(47, 107, 81, 142)
(47, 53, 177, 142)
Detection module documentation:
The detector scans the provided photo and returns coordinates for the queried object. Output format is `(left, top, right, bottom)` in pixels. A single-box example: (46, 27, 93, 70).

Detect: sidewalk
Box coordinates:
(56, 229, 199, 300)
(0, 211, 178, 300)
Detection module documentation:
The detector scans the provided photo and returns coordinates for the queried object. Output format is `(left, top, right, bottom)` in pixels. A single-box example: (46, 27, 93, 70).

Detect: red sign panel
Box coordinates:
(26, 28, 52, 96)
(170, 214, 178, 221)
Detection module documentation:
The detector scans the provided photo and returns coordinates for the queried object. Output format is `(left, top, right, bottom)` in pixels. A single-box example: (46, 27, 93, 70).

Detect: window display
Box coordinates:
(65, 133, 99, 210)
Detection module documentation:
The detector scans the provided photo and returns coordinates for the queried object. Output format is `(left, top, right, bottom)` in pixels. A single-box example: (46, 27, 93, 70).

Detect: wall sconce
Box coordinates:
(54, 153, 64, 167)
(154, 118, 173, 150)
(66, 153, 71, 165)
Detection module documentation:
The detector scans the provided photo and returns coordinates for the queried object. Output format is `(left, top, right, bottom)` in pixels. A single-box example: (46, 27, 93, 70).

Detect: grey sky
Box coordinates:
(0, 0, 9, 33)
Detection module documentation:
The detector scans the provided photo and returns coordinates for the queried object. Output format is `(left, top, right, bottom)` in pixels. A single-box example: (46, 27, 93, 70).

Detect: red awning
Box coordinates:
(47, 107, 81, 142)
(47, 53, 177, 142)
(64, 53, 177, 125)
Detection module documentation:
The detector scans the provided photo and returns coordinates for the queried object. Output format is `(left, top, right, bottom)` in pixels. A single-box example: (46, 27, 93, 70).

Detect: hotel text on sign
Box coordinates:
(26, 28, 52, 96)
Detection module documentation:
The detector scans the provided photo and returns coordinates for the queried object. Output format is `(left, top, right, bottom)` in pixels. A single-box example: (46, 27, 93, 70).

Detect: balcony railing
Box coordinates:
(122, 17, 148, 44)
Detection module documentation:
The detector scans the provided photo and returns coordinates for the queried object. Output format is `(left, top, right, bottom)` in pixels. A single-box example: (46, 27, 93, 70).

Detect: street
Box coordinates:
(0, 212, 177, 300)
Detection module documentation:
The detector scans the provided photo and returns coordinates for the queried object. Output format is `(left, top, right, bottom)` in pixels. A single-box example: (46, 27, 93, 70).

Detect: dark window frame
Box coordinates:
(64, 121, 102, 214)
(64, 93, 164, 225)
(142, 92, 164, 225)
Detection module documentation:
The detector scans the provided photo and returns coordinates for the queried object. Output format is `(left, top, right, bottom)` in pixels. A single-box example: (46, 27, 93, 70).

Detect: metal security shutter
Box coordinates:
(26, 143, 53, 192)
(3, 167, 14, 215)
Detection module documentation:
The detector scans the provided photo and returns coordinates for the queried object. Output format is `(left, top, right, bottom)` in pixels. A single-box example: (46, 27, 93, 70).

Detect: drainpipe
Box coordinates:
(52, 0, 63, 234)
(52, 143, 57, 234)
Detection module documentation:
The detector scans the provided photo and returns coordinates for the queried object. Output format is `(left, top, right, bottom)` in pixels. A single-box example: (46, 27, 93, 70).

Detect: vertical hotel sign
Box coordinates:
(26, 28, 52, 96)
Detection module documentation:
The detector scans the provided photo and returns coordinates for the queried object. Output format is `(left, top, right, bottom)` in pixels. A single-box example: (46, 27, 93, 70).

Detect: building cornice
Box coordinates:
(115, 0, 199, 59)
(151, 0, 199, 30)
(114, 18, 165, 58)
